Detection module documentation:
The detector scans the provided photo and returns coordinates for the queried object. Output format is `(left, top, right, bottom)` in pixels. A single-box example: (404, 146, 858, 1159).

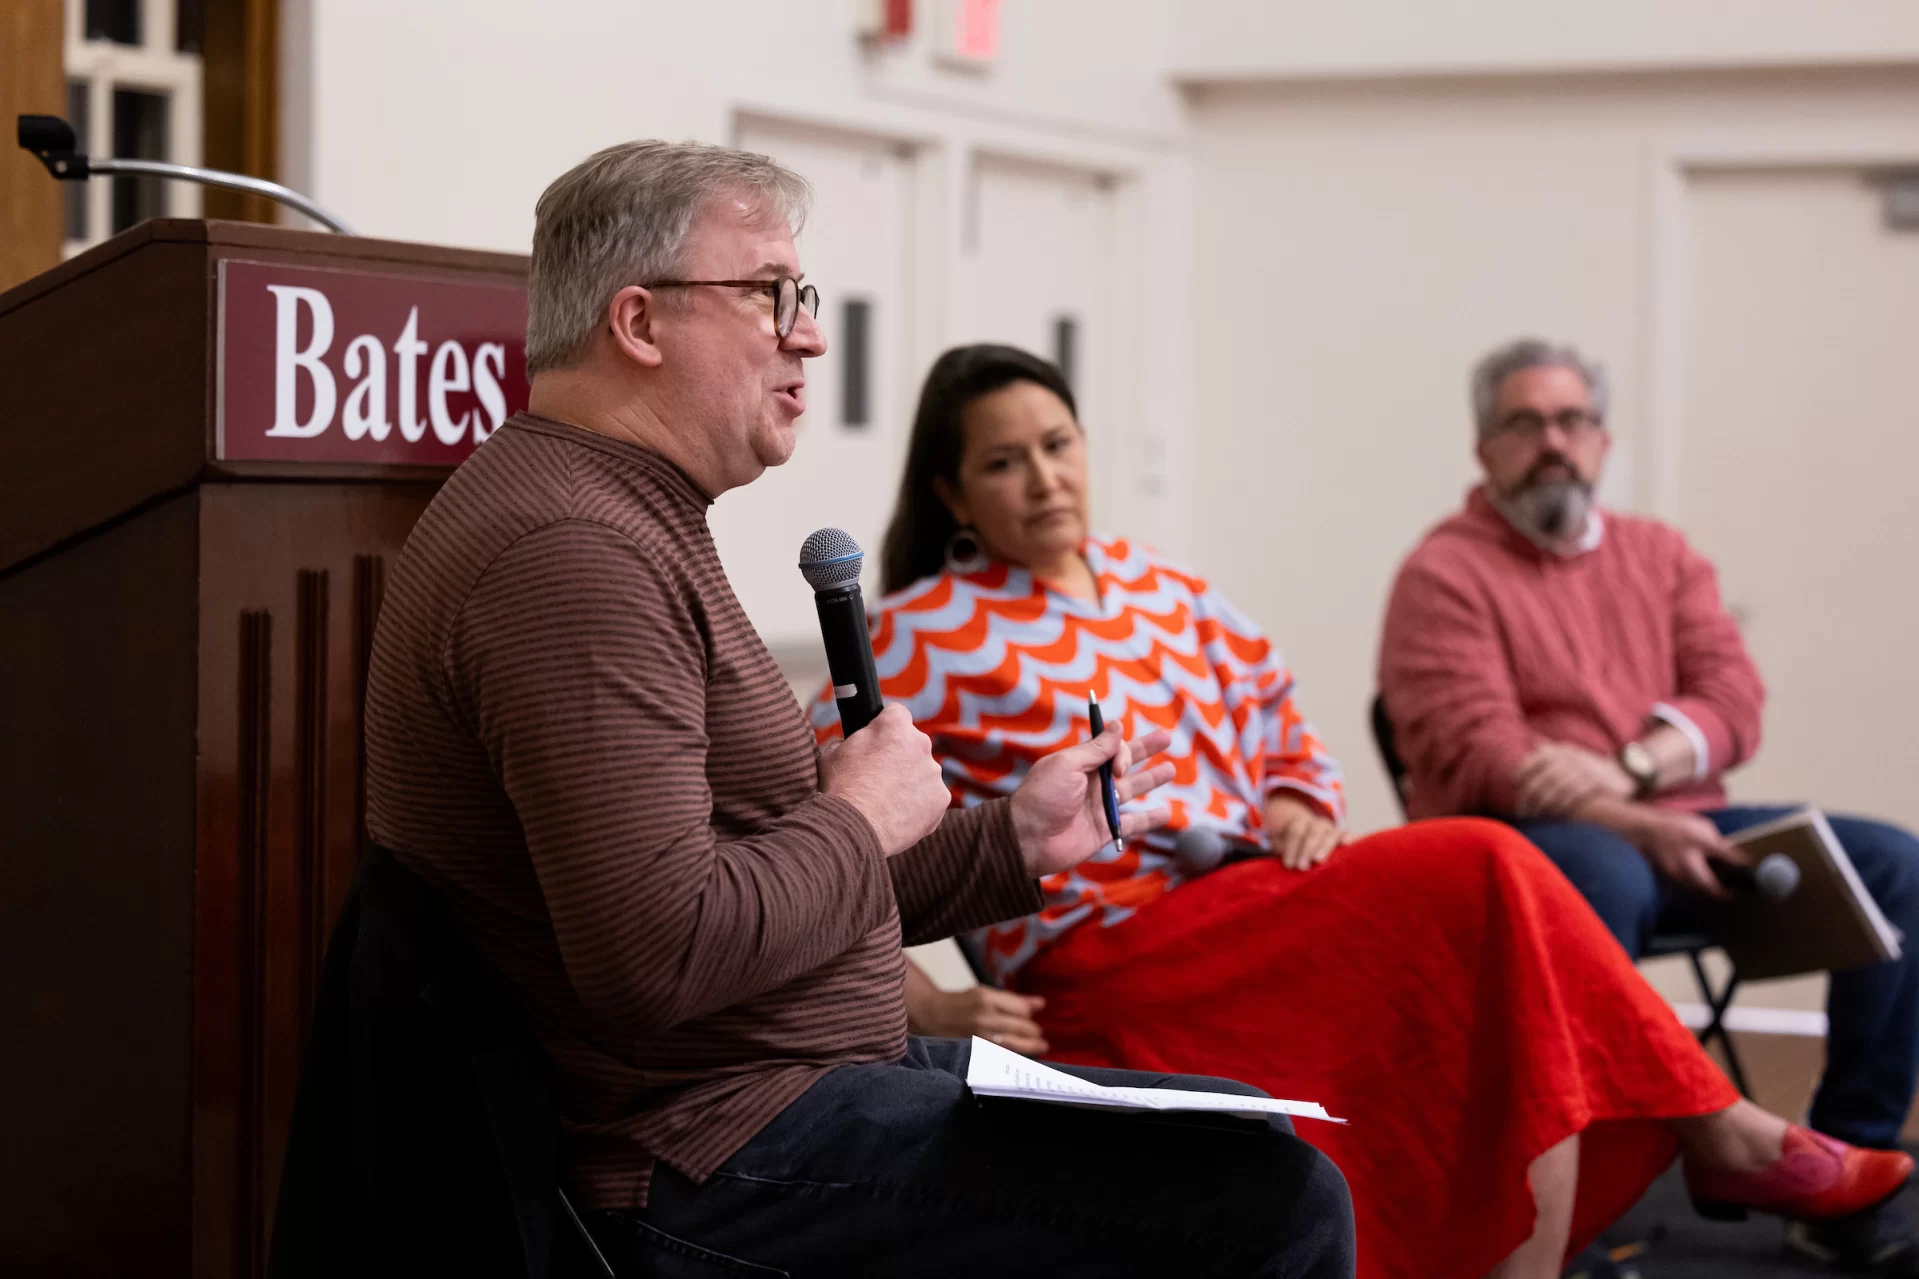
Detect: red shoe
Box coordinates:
(1687, 1125, 1913, 1223)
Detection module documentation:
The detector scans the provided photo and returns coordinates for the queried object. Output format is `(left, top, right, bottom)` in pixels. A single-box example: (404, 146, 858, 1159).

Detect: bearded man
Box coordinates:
(1377, 337, 1919, 1274)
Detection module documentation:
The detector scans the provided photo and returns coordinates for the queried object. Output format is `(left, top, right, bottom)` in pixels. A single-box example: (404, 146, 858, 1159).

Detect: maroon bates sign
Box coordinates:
(217, 259, 529, 464)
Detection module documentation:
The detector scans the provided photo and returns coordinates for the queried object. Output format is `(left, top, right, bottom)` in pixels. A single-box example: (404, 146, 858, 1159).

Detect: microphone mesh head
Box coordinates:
(1173, 825, 1228, 877)
(1755, 853, 1801, 902)
(798, 527, 864, 591)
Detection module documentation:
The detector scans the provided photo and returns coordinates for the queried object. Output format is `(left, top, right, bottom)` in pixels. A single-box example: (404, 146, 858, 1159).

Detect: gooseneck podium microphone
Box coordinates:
(799, 528, 884, 736)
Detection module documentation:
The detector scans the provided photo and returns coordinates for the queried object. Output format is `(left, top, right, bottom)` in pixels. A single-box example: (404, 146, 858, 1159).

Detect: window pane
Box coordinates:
(1053, 315, 1078, 391)
(842, 298, 872, 428)
(85, 0, 141, 45)
(176, 0, 204, 53)
(65, 81, 90, 241)
(111, 89, 170, 233)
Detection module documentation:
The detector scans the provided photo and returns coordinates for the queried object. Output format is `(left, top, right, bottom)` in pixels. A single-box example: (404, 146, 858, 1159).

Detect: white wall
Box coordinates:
(304, 0, 1184, 254)
(297, 0, 1191, 625)
(1185, 67, 1919, 833)
(1171, 0, 1919, 81)
(293, 4, 1919, 841)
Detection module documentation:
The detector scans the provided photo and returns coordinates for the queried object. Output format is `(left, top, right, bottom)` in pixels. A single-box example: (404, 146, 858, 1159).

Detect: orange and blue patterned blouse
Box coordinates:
(811, 536, 1344, 984)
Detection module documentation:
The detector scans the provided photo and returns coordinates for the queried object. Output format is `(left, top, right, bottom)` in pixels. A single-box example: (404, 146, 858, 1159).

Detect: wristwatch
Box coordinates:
(1618, 741, 1659, 798)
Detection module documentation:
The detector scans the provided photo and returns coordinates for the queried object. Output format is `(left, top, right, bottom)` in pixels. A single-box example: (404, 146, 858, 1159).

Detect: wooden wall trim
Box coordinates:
(295, 569, 328, 1030)
(236, 606, 273, 1276)
(203, 0, 279, 224)
(352, 554, 386, 863)
(0, 0, 64, 291)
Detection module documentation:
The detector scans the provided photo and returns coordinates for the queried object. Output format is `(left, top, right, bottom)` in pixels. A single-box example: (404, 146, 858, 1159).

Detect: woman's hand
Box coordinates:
(904, 958, 1050, 1054)
(1264, 792, 1342, 870)
(913, 986, 1050, 1054)
(904, 956, 1051, 1054)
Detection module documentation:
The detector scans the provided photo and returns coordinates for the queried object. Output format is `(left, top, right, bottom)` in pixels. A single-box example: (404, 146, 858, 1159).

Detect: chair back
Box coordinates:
(270, 846, 610, 1278)
(1369, 694, 1413, 819)
(955, 936, 999, 989)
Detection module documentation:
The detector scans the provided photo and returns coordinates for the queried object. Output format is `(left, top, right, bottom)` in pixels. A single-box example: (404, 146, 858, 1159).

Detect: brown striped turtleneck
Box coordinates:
(365, 413, 1040, 1208)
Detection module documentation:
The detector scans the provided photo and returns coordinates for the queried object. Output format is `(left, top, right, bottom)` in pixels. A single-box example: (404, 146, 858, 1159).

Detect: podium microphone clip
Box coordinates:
(16, 113, 355, 235)
(19, 114, 87, 180)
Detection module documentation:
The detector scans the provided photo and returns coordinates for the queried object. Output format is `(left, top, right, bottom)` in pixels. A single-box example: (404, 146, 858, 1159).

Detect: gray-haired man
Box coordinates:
(365, 141, 1352, 1276)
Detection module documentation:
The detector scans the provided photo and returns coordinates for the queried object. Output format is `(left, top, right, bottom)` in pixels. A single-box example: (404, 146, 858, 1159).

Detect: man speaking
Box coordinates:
(363, 141, 1351, 1276)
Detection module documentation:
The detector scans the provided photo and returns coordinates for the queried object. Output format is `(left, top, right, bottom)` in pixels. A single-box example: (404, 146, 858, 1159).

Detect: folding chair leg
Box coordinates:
(1687, 950, 1751, 1097)
(559, 1186, 617, 1279)
(1705, 1015, 1753, 1098)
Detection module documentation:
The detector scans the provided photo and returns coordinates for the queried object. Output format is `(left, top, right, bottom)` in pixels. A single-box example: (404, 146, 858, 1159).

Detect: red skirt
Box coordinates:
(1012, 818, 1738, 1278)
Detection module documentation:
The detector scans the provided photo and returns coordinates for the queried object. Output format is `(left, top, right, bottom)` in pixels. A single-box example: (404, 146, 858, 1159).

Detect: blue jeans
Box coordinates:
(1513, 806, 1919, 1148)
(587, 1037, 1353, 1278)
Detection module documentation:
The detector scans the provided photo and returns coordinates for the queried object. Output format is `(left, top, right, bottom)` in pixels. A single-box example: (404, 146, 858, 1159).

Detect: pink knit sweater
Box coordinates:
(1378, 488, 1765, 820)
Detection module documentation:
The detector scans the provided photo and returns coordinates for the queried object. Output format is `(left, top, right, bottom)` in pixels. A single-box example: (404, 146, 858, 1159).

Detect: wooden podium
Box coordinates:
(0, 220, 531, 1278)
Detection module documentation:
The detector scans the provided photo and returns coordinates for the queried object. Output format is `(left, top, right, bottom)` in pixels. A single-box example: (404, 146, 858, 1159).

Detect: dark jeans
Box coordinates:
(586, 1036, 1353, 1279)
(1513, 805, 1919, 1148)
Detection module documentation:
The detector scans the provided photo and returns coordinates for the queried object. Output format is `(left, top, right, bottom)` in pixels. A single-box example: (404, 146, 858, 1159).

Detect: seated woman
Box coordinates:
(813, 344, 1911, 1279)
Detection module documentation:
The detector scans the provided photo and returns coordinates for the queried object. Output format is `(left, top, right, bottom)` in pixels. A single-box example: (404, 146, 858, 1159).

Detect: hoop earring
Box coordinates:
(944, 527, 991, 576)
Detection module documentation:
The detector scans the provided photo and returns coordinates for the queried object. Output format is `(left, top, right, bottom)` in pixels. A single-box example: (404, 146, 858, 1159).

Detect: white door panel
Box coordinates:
(957, 156, 1117, 532)
(1681, 168, 1919, 831)
(708, 120, 916, 649)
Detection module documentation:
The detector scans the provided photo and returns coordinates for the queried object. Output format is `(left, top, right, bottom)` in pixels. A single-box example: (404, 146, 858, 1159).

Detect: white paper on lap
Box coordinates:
(964, 1036, 1347, 1125)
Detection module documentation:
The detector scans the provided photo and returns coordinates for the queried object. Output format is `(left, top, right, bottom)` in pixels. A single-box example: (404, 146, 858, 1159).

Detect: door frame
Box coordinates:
(1640, 130, 1919, 520)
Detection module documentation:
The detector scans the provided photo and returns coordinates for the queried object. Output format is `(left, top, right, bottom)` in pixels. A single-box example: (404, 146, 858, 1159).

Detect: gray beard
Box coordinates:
(1505, 479, 1594, 543)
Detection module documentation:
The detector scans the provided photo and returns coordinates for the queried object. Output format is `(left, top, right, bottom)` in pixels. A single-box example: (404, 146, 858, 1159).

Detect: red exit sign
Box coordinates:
(217, 259, 529, 465)
(939, 0, 1000, 65)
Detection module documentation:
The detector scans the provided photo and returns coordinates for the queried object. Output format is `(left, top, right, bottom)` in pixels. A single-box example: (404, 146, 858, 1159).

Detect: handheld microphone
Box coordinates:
(798, 528, 884, 736)
(1173, 825, 1266, 877)
(1712, 852, 1801, 902)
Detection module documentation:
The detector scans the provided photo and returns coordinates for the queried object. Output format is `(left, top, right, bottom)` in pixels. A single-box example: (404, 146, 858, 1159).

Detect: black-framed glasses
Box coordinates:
(1494, 408, 1604, 438)
(644, 276, 821, 339)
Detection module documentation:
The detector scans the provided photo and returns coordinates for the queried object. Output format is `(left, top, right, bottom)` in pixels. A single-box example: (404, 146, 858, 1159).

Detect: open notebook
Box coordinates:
(965, 1036, 1346, 1125)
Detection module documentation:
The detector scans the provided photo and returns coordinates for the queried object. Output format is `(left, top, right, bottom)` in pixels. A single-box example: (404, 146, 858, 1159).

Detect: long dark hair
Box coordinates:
(880, 344, 1079, 594)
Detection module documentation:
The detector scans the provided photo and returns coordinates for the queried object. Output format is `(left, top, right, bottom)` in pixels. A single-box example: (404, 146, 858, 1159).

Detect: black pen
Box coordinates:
(1087, 698, 1124, 853)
